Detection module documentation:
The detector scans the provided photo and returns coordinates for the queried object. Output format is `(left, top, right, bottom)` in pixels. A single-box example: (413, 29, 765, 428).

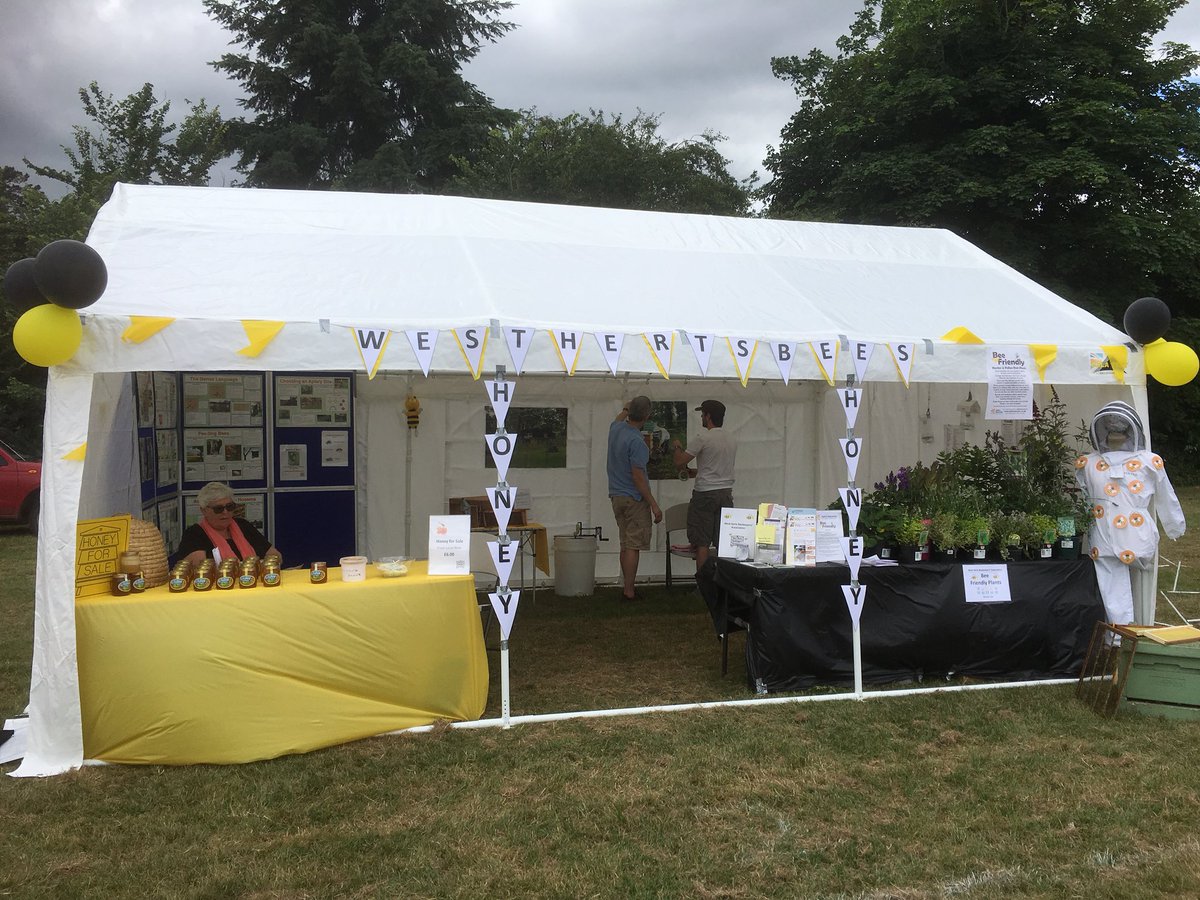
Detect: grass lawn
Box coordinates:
(2, 493, 1200, 899)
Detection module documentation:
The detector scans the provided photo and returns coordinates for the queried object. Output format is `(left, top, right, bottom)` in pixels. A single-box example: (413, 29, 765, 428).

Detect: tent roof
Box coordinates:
(78, 183, 1131, 382)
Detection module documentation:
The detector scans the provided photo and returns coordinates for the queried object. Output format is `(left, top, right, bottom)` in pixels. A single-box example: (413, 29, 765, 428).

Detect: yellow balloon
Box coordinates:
(13, 303, 83, 367)
(1145, 340, 1199, 387)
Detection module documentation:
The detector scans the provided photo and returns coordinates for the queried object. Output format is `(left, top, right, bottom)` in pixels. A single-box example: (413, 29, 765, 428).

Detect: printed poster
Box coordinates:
(182, 374, 265, 427)
(962, 564, 1012, 603)
(275, 375, 352, 428)
(183, 428, 265, 483)
(428, 515, 472, 575)
(985, 346, 1033, 420)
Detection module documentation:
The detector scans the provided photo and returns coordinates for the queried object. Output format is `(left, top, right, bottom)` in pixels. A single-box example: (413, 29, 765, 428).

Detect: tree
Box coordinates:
(204, 0, 516, 192)
(448, 109, 755, 216)
(763, 0, 1200, 322)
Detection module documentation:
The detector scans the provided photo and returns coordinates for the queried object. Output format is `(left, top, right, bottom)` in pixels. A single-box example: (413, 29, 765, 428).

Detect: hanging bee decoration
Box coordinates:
(404, 393, 421, 430)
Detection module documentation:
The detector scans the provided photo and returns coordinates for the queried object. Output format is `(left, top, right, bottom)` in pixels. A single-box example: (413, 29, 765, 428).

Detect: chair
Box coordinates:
(663, 502, 696, 589)
(1158, 556, 1200, 626)
(469, 532, 500, 648)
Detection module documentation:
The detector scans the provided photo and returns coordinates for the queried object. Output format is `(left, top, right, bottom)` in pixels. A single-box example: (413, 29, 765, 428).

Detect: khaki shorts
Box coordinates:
(611, 495, 653, 550)
(687, 488, 733, 549)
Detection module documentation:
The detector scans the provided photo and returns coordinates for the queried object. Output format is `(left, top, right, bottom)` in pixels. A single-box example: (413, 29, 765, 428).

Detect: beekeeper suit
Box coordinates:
(1075, 401, 1186, 623)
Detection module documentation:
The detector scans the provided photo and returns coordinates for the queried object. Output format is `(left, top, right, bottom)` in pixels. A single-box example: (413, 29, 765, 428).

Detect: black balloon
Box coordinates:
(33, 239, 108, 310)
(2, 258, 48, 312)
(1123, 296, 1171, 345)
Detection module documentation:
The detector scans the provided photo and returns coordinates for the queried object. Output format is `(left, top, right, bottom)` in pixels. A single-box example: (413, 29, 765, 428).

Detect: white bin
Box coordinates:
(553, 534, 598, 597)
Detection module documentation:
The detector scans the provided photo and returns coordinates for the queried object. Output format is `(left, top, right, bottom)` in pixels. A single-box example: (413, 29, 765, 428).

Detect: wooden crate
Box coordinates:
(448, 496, 528, 529)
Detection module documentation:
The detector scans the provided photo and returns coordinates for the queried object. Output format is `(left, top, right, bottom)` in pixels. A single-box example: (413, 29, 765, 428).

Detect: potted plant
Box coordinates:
(1024, 513, 1057, 560)
(959, 515, 990, 561)
(929, 511, 959, 562)
(988, 511, 1021, 561)
(896, 515, 931, 563)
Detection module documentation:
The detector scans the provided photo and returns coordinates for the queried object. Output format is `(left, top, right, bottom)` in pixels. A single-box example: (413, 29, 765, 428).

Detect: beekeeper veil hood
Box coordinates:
(1088, 401, 1146, 452)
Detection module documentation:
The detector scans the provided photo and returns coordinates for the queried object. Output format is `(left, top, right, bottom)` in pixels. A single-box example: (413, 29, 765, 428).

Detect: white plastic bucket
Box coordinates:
(339, 555, 368, 582)
(553, 535, 598, 597)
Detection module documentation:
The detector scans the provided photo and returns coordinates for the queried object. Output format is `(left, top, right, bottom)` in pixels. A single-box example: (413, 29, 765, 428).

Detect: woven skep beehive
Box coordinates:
(127, 517, 170, 588)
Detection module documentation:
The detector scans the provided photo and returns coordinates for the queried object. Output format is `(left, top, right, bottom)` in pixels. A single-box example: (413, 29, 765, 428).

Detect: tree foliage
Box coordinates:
(448, 109, 754, 215)
(204, 0, 516, 192)
(763, 0, 1200, 322)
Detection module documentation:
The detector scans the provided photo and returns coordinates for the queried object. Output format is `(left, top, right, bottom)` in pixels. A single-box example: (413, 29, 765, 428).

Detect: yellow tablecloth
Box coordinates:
(76, 561, 488, 765)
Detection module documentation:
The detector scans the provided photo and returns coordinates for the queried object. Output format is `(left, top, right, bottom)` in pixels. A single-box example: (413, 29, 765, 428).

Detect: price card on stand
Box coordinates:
(428, 515, 471, 575)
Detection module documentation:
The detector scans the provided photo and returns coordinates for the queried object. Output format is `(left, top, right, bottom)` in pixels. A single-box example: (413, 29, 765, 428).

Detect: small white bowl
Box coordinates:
(375, 556, 411, 578)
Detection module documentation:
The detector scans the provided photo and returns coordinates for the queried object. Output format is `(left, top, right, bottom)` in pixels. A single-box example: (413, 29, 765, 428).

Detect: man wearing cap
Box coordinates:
(608, 396, 663, 601)
(672, 400, 737, 571)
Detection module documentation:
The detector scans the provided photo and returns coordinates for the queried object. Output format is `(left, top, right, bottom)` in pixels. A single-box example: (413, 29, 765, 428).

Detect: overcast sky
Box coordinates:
(2, 0, 1199, 198)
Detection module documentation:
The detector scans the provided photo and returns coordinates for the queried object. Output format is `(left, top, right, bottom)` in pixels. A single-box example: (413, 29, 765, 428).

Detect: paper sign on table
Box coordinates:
(428, 515, 471, 575)
(962, 564, 1012, 603)
(816, 510, 846, 563)
(785, 508, 817, 567)
(717, 508, 757, 561)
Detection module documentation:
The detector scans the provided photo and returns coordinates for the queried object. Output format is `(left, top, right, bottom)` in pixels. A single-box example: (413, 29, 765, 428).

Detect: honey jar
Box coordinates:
(310, 561, 328, 584)
(111, 572, 132, 596)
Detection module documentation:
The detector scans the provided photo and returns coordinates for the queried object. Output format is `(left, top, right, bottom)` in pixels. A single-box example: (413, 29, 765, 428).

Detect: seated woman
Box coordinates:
(175, 481, 281, 567)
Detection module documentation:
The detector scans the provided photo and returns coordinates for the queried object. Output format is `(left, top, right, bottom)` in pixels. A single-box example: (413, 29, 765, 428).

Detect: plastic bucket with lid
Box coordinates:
(553, 535, 598, 597)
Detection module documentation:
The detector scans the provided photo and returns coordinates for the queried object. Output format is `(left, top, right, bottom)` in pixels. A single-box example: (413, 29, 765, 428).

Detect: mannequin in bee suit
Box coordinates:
(1075, 401, 1186, 624)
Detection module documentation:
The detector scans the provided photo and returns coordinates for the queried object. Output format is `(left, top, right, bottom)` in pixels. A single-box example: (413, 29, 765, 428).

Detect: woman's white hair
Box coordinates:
(197, 481, 235, 508)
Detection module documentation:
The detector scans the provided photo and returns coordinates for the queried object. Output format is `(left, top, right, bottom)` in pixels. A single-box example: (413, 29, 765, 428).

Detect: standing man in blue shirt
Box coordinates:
(608, 395, 663, 601)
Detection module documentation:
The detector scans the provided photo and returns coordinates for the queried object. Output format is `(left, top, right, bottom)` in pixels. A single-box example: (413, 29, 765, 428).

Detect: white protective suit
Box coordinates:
(1075, 401, 1186, 624)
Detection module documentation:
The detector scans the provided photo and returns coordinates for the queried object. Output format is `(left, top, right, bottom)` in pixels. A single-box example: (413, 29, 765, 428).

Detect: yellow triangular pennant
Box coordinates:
(1100, 344, 1128, 384)
(941, 326, 984, 344)
(1028, 344, 1057, 382)
(237, 320, 286, 357)
(63, 442, 87, 461)
(121, 316, 175, 344)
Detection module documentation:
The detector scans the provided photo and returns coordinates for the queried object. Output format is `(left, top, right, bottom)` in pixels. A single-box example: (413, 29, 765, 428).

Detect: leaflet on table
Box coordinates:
(785, 508, 817, 566)
(717, 508, 757, 561)
(754, 519, 784, 564)
(815, 510, 846, 563)
(429, 515, 472, 574)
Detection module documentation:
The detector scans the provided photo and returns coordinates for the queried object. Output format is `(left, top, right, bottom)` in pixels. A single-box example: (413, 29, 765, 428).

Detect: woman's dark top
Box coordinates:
(174, 517, 272, 563)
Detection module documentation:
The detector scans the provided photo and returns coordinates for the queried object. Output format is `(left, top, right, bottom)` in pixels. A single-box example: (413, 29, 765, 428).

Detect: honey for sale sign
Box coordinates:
(75, 515, 131, 598)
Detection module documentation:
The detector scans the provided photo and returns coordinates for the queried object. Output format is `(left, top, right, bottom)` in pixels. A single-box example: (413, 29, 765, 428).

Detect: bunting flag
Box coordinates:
(352, 327, 391, 379)
(595, 332, 625, 376)
(63, 442, 87, 461)
(487, 539, 517, 586)
(837, 388, 862, 430)
(840, 535, 865, 583)
(484, 378, 515, 429)
(1100, 344, 1128, 384)
(839, 437, 862, 482)
(405, 329, 439, 376)
(686, 332, 717, 375)
(809, 339, 838, 385)
(941, 326, 984, 344)
(503, 326, 534, 374)
(452, 326, 488, 380)
(850, 340, 875, 383)
(1028, 343, 1057, 382)
(237, 320, 286, 357)
(487, 484, 519, 533)
(551, 329, 585, 374)
(727, 337, 758, 386)
(642, 332, 674, 379)
(121, 316, 174, 344)
(887, 342, 914, 387)
(769, 341, 798, 385)
(841, 583, 867, 626)
(485, 432, 518, 482)
(838, 487, 862, 533)
(488, 588, 521, 641)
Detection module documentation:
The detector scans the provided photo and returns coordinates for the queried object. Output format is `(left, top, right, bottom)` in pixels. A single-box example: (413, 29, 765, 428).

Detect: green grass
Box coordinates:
(3, 499, 1200, 898)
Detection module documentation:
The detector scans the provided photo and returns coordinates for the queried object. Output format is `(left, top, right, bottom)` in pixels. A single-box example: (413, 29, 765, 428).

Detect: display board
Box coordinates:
(181, 374, 268, 490)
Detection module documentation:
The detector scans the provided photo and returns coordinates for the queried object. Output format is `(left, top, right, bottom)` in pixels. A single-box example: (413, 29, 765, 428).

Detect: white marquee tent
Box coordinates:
(10, 183, 1147, 776)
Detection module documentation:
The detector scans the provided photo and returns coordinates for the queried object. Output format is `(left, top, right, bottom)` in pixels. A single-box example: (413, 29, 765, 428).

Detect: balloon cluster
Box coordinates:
(1123, 297, 1198, 387)
(2, 240, 107, 367)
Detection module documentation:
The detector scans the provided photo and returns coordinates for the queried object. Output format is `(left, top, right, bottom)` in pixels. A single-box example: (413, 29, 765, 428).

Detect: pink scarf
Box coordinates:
(199, 516, 257, 562)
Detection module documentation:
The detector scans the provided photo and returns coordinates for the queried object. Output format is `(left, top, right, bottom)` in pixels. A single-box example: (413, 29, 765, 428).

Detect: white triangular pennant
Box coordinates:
(727, 337, 758, 387)
(503, 326, 534, 374)
(488, 589, 521, 640)
(839, 437, 862, 482)
(487, 484, 518, 533)
(642, 332, 674, 379)
(851, 340, 875, 383)
(485, 432, 518, 482)
(838, 487, 863, 534)
(551, 330, 585, 374)
(405, 329, 439, 376)
(453, 326, 488, 380)
(484, 379, 515, 429)
(837, 388, 862, 429)
(770, 341, 798, 385)
(888, 342, 914, 387)
(810, 340, 838, 385)
(841, 583, 867, 626)
(352, 327, 391, 380)
(840, 535, 865, 582)
(595, 332, 625, 376)
(686, 332, 716, 376)
(487, 539, 517, 587)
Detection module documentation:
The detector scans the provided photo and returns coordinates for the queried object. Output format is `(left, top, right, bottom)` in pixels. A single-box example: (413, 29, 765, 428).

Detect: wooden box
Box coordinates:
(448, 496, 528, 529)
(1122, 639, 1200, 721)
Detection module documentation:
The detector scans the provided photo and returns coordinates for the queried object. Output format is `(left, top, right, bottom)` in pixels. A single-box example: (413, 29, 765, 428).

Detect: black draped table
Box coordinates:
(705, 557, 1105, 692)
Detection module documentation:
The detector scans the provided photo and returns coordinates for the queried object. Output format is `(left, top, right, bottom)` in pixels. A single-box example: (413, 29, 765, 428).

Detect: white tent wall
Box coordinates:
(79, 373, 141, 521)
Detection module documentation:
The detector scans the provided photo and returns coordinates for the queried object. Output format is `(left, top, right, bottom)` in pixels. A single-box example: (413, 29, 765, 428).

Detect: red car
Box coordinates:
(0, 438, 41, 534)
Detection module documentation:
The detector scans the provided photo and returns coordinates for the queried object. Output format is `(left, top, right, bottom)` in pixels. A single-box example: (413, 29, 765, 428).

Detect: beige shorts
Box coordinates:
(611, 495, 653, 550)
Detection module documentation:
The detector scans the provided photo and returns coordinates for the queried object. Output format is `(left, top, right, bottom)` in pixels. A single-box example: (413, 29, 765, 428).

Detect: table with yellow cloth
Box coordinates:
(76, 561, 488, 765)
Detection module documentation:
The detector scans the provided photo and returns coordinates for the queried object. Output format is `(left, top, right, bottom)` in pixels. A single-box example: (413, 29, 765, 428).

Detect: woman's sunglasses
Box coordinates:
(208, 502, 238, 514)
